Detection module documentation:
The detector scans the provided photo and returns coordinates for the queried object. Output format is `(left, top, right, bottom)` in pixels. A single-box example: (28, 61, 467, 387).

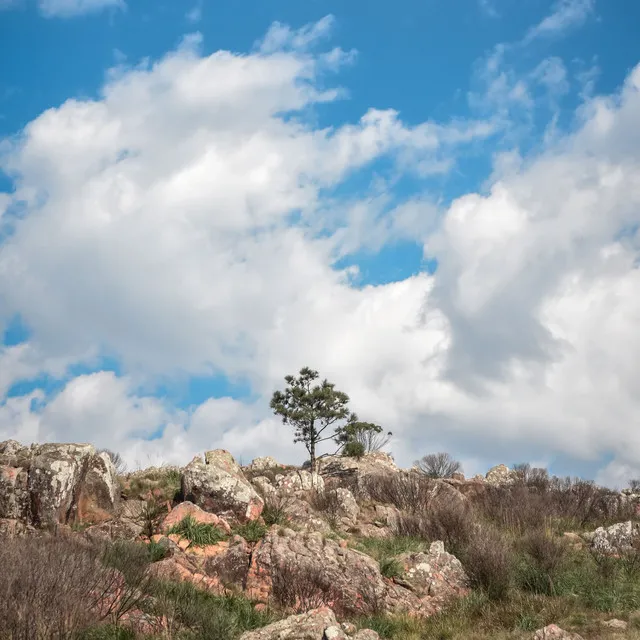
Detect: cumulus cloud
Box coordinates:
(0, 17, 639, 487)
(38, 0, 124, 18)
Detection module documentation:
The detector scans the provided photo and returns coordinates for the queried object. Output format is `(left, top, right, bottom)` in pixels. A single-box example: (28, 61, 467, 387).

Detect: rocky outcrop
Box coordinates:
(161, 500, 232, 535)
(276, 469, 325, 494)
(0, 440, 120, 528)
(249, 457, 284, 472)
(245, 527, 467, 616)
(585, 520, 640, 554)
(485, 464, 516, 485)
(239, 607, 380, 640)
(319, 453, 398, 483)
(393, 541, 469, 599)
(238, 607, 379, 640)
(182, 450, 264, 522)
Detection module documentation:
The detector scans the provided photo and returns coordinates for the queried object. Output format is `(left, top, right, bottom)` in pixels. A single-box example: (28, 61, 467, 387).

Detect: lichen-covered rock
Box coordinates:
(319, 453, 398, 483)
(485, 464, 516, 485)
(394, 541, 469, 599)
(182, 450, 263, 522)
(532, 625, 584, 639)
(334, 488, 359, 525)
(245, 527, 465, 616)
(276, 470, 325, 494)
(589, 520, 640, 554)
(238, 607, 339, 640)
(249, 457, 283, 472)
(0, 441, 120, 528)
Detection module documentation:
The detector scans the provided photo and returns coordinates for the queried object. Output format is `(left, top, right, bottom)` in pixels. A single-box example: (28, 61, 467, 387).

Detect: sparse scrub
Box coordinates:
(415, 452, 462, 479)
(516, 530, 568, 596)
(260, 493, 292, 526)
(380, 557, 403, 579)
(360, 472, 434, 513)
(270, 560, 341, 613)
(308, 487, 343, 527)
(123, 466, 182, 503)
(353, 536, 428, 562)
(167, 515, 227, 546)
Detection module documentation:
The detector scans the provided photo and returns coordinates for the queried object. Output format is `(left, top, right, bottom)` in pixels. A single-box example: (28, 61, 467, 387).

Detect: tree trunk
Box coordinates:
(309, 439, 316, 470)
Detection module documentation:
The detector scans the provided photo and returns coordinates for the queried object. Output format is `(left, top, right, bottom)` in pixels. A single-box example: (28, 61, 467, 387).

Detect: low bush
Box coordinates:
(379, 557, 403, 579)
(167, 515, 227, 546)
(359, 473, 433, 513)
(414, 452, 462, 479)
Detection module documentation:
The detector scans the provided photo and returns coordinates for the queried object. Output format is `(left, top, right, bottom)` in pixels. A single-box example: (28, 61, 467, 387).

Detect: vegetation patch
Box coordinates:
(167, 515, 227, 546)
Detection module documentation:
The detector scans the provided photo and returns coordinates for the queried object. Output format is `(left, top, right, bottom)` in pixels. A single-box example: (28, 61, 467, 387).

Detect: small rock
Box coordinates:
(602, 619, 628, 631)
(323, 626, 347, 640)
(353, 631, 380, 640)
(533, 624, 585, 640)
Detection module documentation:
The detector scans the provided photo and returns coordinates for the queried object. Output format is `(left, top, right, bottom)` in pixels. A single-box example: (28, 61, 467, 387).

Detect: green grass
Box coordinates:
(233, 520, 268, 543)
(352, 536, 428, 562)
(145, 581, 276, 639)
(147, 539, 169, 562)
(167, 515, 227, 546)
(123, 466, 182, 502)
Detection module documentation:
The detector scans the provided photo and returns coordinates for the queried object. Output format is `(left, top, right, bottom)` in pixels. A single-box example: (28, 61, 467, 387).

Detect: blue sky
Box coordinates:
(1, 0, 639, 485)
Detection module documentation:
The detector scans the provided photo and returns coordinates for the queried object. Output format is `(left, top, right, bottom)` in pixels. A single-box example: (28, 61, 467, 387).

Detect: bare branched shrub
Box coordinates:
(360, 473, 434, 513)
(307, 488, 342, 528)
(395, 501, 474, 555)
(459, 527, 514, 601)
(0, 536, 150, 639)
(414, 452, 462, 479)
(512, 463, 550, 491)
(270, 560, 342, 614)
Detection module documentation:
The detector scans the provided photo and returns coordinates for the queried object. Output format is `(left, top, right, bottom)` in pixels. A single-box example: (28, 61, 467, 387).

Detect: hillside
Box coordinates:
(1, 440, 640, 640)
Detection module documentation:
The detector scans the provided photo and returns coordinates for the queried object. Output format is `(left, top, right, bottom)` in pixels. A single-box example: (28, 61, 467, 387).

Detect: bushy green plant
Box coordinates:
(233, 520, 268, 543)
(147, 540, 169, 562)
(342, 440, 366, 458)
(167, 515, 227, 546)
(379, 557, 403, 580)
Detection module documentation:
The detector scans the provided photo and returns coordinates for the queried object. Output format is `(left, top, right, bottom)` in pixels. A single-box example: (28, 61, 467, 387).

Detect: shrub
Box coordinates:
(261, 493, 291, 526)
(354, 536, 428, 562)
(147, 540, 169, 562)
(0, 536, 147, 639)
(414, 452, 462, 479)
(516, 530, 568, 595)
(233, 520, 268, 543)
(360, 473, 433, 513)
(270, 560, 341, 614)
(124, 466, 182, 502)
(460, 526, 514, 600)
(379, 557, 403, 579)
(394, 501, 474, 556)
(145, 581, 274, 639)
(308, 488, 343, 527)
(139, 498, 167, 539)
(167, 515, 227, 546)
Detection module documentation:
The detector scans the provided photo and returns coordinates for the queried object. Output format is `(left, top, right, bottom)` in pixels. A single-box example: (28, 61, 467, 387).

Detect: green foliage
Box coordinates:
(335, 420, 392, 454)
(146, 581, 274, 639)
(270, 367, 355, 466)
(167, 515, 227, 546)
(380, 557, 403, 580)
(233, 520, 268, 543)
(342, 440, 366, 458)
(261, 501, 289, 527)
(147, 540, 169, 562)
(77, 625, 137, 639)
(354, 536, 428, 562)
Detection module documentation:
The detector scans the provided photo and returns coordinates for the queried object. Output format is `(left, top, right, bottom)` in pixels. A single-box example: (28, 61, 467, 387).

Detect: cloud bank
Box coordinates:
(1, 17, 639, 487)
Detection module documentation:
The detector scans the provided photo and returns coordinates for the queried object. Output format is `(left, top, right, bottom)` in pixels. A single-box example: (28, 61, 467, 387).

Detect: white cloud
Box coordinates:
(38, 0, 124, 18)
(525, 0, 594, 43)
(1, 19, 639, 486)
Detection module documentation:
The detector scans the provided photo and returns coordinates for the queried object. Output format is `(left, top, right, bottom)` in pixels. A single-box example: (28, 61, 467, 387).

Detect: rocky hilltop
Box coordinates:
(1, 441, 639, 640)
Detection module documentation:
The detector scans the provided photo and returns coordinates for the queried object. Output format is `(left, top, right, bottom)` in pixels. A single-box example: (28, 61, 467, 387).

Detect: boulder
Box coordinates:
(485, 464, 516, 486)
(602, 619, 627, 631)
(161, 500, 232, 534)
(0, 440, 120, 528)
(532, 625, 584, 640)
(182, 450, 263, 522)
(249, 457, 283, 472)
(394, 541, 469, 599)
(238, 607, 339, 640)
(333, 488, 359, 527)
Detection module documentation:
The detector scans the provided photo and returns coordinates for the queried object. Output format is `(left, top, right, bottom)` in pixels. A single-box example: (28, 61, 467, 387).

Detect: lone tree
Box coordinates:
(270, 367, 386, 468)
